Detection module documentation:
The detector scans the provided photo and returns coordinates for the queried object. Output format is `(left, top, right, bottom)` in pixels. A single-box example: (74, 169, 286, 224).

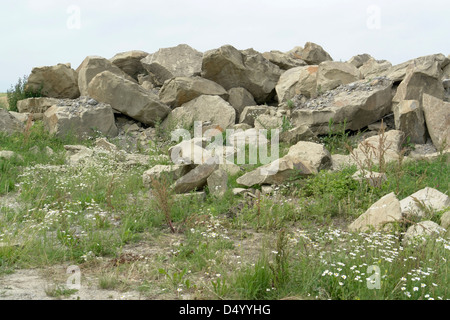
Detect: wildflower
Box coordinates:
(413, 287, 419, 292)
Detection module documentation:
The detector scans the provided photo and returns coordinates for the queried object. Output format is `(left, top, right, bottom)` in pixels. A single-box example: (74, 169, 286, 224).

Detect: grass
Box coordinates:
(0, 119, 448, 300)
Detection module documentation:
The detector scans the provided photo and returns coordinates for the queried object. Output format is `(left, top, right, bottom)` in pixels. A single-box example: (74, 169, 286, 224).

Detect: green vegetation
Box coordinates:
(6, 75, 42, 112)
(0, 117, 448, 300)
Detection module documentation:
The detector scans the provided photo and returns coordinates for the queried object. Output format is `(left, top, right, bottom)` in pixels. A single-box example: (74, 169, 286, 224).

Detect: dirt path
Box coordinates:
(0, 267, 143, 300)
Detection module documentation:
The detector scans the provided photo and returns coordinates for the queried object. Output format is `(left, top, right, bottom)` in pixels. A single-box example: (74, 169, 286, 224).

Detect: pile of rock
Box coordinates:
(1, 43, 448, 233)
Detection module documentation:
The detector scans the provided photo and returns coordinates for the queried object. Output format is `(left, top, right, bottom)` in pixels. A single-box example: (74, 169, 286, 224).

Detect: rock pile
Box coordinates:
(1, 42, 449, 240)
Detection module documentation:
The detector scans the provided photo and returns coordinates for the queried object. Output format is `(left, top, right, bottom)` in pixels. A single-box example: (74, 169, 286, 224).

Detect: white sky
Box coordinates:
(1, 0, 449, 91)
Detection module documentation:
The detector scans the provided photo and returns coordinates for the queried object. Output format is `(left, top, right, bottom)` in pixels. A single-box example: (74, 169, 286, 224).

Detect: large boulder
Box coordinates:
(77, 55, 135, 96)
(0, 108, 24, 135)
(316, 61, 362, 93)
(276, 65, 318, 103)
(88, 71, 171, 126)
(43, 97, 118, 139)
(291, 78, 394, 134)
(163, 95, 236, 131)
(201, 45, 282, 103)
(207, 168, 229, 197)
(382, 53, 449, 82)
(359, 58, 392, 79)
(159, 76, 228, 108)
(286, 141, 332, 172)
(392, 63, 445, 109)
(239, 106, 271, 126)
(393, 100, 427, 144)
(17, 97, 59, 114)
(109, 50, 149, 80)
(227, 87, 256, 119)
(26, 63, 80, 99)
(350, 130, 405, 166)
(299, 42, 333, 65)
(235, 155, 315, 187)
(403, 221, 446, 245)
(400, 187, 450, 219)
(173, 163, 218, 194)
(140, 44, 203, 86)
(347, 54, 373, 68)
(422, 94, 450, 150)
(262, 50, 307, 70)
(143, 164, 192, 188)
(348, 192, 402, 232)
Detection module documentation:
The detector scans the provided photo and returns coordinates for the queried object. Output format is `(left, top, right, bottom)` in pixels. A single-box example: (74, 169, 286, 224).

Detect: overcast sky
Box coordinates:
(1, 0, 449, 91)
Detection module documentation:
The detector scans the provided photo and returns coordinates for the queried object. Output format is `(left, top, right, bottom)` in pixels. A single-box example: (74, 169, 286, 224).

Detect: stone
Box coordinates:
(236, 154, 315, 187)
(254, 114, 283, 130)
(348, 192, 402, 232)
(352, 170, 387, 188)
(143, 164, 192, 188)
(287, 141, 332, 173)
(163, 95, 236, 131)
(300, 42, 333, 65)
(239, 106, 270, 126)
(201, 45, 282, 103)
(26, 63, 80, 99)
(350, 130, 405, 166)
(141, 44, 203, 86)
(0, 108, 24, 135)
(43, 97, 118, 139)
(279, 125, 318, 145)
(227, 87, 257, 119)
(347, 54, 373, 68)
(227, 128, 269, 148)
(393, 100, 427, 144)
(173, 191, 206, 202)
(316, 61, 362, 93)
(159, 76, 228, 108)
(392, 64, 445, 112)
(17, 97, 59, 114)
(276, 66, 319, 102)
(331, 154, 354, 171)
(168, 138, 213, 165)
(0, 151, 19, 160)
(173, 163, 218, 194)
(207, 169, 228, 197)
(291, 78, 393, 134)
(403, 221, 446, 245)
(88, 71, 171, 126)
(441, 211, 450, 229)
(400, 187, 450, 219)
(262, 50, 307, 70)
(422, 94, 450, 150)
(109, 50, 149, 80)
(77, 55, 135, 96)
(359, 58, 392, 79)
(383, 53, 449, 82)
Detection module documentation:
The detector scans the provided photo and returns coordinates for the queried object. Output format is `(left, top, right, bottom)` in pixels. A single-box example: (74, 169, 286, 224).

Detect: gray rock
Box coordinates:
(43, 97, 118, 139)
(201, 45, 282, 103)
(207, 169, 228, 197)
(393, 100, 427, 144)
(0, 108, 24, 135)
(88, 71, 171, 126)
(26, 63, 80, 99)
(299, 42, 333, 65)
(159, 76, 228, 108)
(109, 50, 149, 80)
(173, 163, 218, 194)
(348, 192, 402, 232)
(77, 55, 136, 96)
(422, 94, 450, 151)
(141, 44, 203, 86)
(403, 221, 446, 245)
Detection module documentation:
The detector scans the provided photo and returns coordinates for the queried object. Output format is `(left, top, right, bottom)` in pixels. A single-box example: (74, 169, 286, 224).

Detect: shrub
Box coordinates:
(6, 75, 42, 112)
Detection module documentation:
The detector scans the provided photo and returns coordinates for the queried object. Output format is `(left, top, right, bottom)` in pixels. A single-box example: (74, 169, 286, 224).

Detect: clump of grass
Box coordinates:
(150, 174, 176, 233)
(44, 284, 78, 298)
(7, 75, 42, 112)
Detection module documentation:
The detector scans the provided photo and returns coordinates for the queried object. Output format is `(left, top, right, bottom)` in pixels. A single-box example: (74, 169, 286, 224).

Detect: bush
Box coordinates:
(6, 75, 42, 112)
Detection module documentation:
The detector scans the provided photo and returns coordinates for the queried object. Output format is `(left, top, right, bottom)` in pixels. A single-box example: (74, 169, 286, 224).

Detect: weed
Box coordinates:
(7, 75, 42, 112)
